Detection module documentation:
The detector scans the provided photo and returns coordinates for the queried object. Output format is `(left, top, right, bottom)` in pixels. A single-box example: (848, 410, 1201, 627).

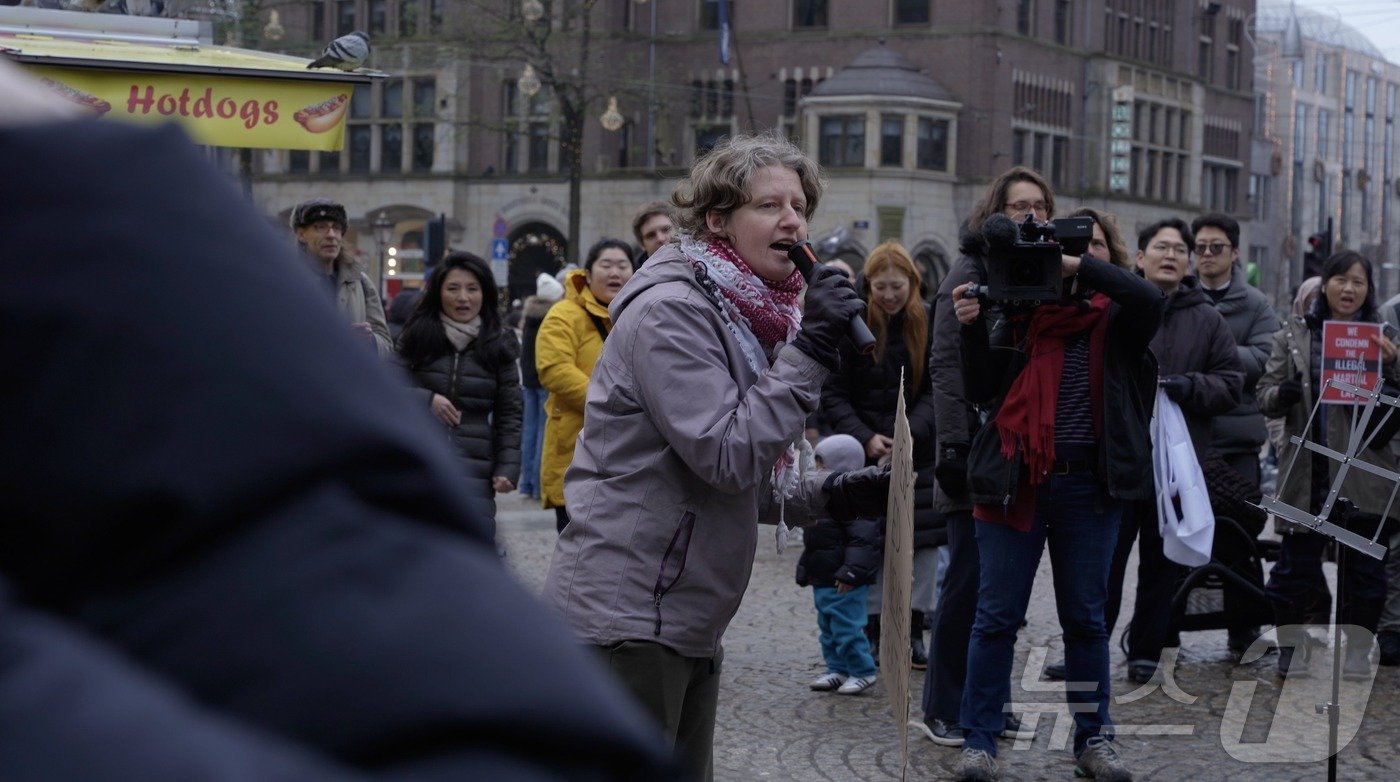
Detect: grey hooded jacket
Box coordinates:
(544, 243, 832, 658)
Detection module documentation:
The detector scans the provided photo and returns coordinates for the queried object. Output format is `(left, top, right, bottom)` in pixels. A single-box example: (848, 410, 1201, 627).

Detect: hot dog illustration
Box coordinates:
(294, 93, 350, 133)
(40, 77, 112, 116)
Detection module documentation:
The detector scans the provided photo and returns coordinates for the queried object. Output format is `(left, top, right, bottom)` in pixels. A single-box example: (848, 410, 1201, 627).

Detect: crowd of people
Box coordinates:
(31, 33, 1400, 775)
(284, 135, 1400, 782)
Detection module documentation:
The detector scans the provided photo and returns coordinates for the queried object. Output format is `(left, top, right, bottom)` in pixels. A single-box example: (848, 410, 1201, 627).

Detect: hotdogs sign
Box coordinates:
(30, 66, 352, 151)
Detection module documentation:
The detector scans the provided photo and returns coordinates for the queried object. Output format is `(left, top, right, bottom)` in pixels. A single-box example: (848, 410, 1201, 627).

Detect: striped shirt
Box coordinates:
(1055, 333, 1096, 447)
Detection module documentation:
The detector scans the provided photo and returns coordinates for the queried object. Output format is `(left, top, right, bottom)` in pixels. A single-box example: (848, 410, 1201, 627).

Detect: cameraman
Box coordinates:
(946, 172, 1163, 782)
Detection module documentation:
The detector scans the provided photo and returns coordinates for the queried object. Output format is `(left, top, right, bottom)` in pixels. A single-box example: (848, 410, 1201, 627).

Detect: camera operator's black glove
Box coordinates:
(1159, 374, 1193, 404)
(823, 465, 891, 522)
(1277, 373, 1304, 408)
(792, 265, 865, 371)
(934, 442, 970, 499)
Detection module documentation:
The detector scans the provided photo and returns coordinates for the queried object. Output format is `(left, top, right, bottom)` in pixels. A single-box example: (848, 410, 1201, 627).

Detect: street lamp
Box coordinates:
(518, 63, 541, 98)
(372, 211, 394, 296)
(600, 96, 624, 131)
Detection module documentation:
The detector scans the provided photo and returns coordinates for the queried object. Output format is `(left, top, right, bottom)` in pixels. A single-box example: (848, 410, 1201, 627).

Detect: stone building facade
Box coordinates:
(248, 0, 1257, 302)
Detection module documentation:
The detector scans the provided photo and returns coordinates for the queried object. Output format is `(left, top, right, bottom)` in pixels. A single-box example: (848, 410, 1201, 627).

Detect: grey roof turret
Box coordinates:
(808, 44, 956, 102)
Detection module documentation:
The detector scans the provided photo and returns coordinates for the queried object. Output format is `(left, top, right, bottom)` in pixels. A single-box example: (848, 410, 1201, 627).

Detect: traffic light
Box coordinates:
(423, 213, 446, 275)
(1302, 231, 1331, 281)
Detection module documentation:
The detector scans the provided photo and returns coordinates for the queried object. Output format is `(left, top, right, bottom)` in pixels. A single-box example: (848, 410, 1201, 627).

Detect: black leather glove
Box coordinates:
(823, 465, 891, 522)
(1159, 374, 1192, 403)
(934, 442, 969, 499)
(791, 265, 865, 371)
(1277, 373, 1304, 408)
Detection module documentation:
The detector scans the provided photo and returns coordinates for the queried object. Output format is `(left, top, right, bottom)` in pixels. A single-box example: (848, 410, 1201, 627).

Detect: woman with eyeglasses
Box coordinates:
(925, 166, 1161, 782)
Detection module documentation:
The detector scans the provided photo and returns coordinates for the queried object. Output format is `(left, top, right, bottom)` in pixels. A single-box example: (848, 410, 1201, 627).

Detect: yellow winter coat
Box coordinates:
(537, 269, 611, 509)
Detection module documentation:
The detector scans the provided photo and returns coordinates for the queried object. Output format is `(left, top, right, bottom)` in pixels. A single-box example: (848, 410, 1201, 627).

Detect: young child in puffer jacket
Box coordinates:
(797, 434, 883, 695)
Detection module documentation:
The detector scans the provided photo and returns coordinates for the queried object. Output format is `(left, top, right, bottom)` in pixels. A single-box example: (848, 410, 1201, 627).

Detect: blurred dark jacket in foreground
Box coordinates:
(0, 120, 677, 782)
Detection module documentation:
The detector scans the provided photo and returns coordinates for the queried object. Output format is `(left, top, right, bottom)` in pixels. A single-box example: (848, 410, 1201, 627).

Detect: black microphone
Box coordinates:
(787, 241, 877, 355)
(982, 212, 1020, 250)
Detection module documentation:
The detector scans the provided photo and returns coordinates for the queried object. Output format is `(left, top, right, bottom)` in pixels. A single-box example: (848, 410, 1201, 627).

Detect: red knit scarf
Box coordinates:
(705, 238, 804, 351)
(974, 293, 1111, 530)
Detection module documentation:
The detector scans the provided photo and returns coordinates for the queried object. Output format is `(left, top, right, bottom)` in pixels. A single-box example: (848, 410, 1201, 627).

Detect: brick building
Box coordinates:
(248, 0, 1256, 301)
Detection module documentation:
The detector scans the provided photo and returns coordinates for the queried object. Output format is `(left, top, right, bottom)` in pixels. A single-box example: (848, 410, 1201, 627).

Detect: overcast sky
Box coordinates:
(1290, 0, 1400, 63)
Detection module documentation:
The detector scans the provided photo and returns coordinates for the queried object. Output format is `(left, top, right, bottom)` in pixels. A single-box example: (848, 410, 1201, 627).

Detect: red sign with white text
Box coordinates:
(1320, 320, 1382, 404)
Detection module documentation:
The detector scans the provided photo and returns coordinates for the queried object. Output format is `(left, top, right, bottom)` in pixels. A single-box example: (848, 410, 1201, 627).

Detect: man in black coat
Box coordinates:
(1110, 217, 1244, 685)
(0, 110, 675, 779)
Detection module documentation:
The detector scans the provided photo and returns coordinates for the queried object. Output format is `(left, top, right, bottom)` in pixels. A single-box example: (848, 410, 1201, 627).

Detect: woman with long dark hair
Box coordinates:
(1257, 250, 1398, 680)
(397, 252, 522, 533)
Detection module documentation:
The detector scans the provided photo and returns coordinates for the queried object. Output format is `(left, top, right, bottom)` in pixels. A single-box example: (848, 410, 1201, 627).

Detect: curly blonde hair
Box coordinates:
(672, 132, 824, 242)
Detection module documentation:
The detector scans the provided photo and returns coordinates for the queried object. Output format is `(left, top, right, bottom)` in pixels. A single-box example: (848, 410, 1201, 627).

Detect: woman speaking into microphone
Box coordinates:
(545, 133, 889, 781)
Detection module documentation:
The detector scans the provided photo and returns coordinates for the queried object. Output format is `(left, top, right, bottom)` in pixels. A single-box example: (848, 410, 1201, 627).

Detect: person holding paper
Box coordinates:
(1257, 250, 1399, 680)
(1110, 217, 1243, 686)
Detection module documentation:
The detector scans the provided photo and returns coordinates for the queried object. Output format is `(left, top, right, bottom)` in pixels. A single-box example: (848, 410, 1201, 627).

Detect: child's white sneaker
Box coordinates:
(837, 674, 877, 695)
(809, 672, 848, 691)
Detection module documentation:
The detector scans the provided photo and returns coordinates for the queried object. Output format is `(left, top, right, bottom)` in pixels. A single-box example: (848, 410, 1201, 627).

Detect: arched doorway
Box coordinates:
(911, 242, 950, 303)
(508, 222, 568, 303)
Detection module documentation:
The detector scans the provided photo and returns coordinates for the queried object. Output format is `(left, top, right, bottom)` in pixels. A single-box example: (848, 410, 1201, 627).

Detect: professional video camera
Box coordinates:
(966, 213, 1094, 306)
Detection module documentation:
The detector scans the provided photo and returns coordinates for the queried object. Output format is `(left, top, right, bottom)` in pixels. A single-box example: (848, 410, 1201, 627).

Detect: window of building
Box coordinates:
(1054, 0, 1071, 45)
(527, 88, 552, 172)
(336, 0, 355, 36)
(818, 115, 865, 167)
(289, 149, 310, 173)
(1318, 108, 1330, 160)
(319, 149, 340, 172)
(429, 0, 442, 27)
(311, 0, 325, 41)
(894, 0, 929, 25)
(917, 117, 948, 171)
(793, 0, 826, 28)
(1294, 104, 1307, 162)
(1016, 0, 1033, 36)
(1202, 163, 1238, 212)
(699, 0, 727, 30)
(1196, 13, 1214, 83)
(1249, 173, 1271, 220)
(1315, 52, 1327, 94)
(1225, 17, 1242, 90)
(880, 115, 903, 167)
(1292, 60, 1303, 88)
(369, 0, 387, 34)
(694, 124, 729, 157)
(780, 72, 820, 143)
(399, 0, 418, 36)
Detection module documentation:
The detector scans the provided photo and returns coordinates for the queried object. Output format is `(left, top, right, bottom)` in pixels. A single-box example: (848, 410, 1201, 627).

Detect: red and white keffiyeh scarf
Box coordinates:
(681, 234, 810, 520)
(682, 235, 803, 371)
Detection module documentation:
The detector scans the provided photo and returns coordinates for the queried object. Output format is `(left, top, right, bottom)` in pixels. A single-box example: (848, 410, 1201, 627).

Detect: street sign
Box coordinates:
(490, 237, 509, 286)
(492, 214, 508, 240)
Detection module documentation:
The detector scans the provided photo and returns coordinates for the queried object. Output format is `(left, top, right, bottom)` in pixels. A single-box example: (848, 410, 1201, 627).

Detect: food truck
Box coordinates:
(0, 5, 374, 152)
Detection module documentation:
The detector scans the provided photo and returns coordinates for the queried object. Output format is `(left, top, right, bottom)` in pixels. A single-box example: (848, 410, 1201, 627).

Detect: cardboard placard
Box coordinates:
(880, 371, 915, 779)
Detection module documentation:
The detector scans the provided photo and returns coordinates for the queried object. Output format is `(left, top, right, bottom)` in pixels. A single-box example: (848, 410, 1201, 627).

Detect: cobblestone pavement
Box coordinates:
(496, 495, 1399, 781)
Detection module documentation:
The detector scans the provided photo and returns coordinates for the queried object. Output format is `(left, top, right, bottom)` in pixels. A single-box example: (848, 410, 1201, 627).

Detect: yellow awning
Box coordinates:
(1, 8, 377, 150)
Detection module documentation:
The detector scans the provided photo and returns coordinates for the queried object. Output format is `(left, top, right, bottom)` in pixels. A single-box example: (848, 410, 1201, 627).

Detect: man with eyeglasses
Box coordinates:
(1110, 217, 1243, 685)
(1187, 213, 1281, 654)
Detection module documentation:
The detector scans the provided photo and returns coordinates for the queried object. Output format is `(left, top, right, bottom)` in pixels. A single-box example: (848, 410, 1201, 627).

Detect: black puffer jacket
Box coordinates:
(961, 256, 1164, 507)
(406, 335, 523, 494)
(822, 308, 944, 547)
(795, 516, 883, 588)
(1151, 276, 1245, 455)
